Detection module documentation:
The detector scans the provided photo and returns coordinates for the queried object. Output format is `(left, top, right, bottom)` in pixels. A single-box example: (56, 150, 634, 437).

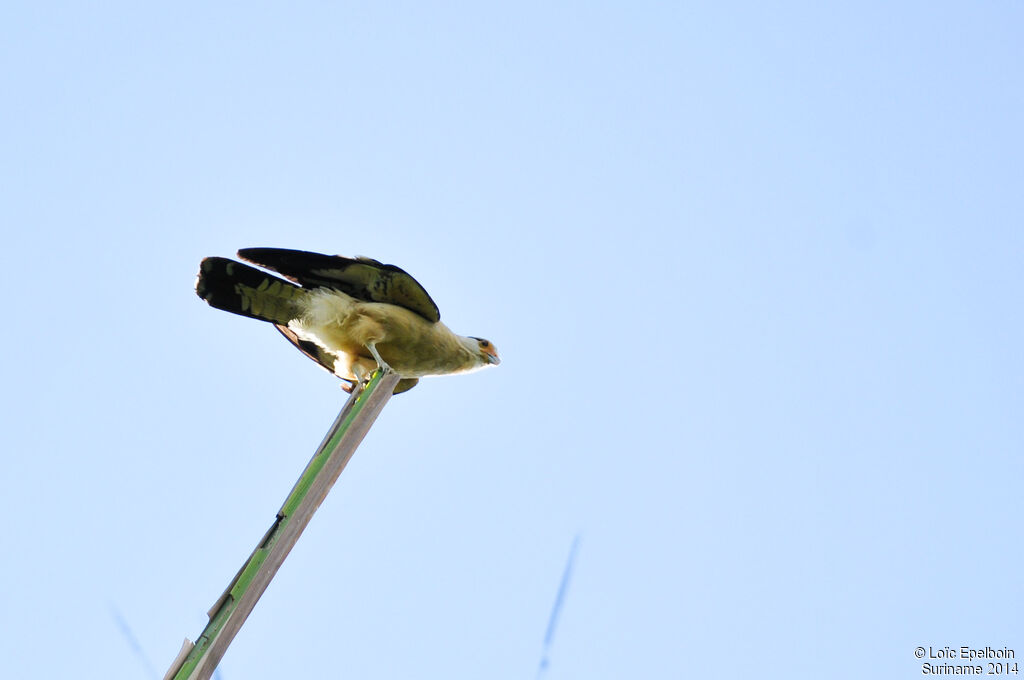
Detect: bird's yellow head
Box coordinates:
(473, 337, 501, 365)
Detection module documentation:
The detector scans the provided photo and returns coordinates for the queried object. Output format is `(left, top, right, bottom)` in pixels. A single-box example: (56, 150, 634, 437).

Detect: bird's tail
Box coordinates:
(196, 257, 306, 325)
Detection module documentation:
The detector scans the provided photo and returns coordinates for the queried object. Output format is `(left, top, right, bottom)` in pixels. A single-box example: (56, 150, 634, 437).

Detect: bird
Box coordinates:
(196, 248, 500, 394)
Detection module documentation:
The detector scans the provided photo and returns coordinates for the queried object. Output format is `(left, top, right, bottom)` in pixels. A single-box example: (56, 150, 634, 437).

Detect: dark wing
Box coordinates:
(273, 324, 418, 395)
(392, 378, 420, 395)
(238, 248, 441, 323)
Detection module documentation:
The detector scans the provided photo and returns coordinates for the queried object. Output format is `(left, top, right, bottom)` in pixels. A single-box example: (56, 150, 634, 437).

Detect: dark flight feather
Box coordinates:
(238, 248, 441, 324)
(196, 257, 302, 325)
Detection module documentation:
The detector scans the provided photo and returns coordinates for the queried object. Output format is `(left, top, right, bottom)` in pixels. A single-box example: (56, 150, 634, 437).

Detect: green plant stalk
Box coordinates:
(165, 369, 401, 680)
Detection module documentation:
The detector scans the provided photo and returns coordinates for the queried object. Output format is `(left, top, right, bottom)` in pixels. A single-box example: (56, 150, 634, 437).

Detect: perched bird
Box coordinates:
(196, 248, 500, 394)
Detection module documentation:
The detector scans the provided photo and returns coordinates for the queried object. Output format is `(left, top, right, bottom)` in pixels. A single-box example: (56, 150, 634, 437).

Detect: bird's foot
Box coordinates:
(366, 342, 393, 376)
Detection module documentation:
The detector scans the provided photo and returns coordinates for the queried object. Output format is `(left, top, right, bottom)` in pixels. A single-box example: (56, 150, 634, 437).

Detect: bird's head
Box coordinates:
(469, 337, 501, 366)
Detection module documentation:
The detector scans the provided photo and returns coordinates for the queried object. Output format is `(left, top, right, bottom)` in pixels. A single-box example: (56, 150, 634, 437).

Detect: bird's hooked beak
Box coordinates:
(471, 337, 500, 366)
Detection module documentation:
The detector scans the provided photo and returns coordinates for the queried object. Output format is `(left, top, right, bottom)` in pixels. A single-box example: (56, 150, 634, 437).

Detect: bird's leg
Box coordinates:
(365, 341, 393, 375)
(350, 360, 372, 385)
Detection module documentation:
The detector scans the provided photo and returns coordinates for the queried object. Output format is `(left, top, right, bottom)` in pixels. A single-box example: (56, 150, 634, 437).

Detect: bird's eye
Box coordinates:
(479, 340, 490, 348)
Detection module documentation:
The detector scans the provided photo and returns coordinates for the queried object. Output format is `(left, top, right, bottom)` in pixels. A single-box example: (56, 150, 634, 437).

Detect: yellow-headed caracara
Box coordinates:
(196, 248, 500, 394)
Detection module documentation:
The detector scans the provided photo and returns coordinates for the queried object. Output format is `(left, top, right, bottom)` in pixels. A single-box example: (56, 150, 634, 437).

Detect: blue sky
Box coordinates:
(1, 2, 1021, 678)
